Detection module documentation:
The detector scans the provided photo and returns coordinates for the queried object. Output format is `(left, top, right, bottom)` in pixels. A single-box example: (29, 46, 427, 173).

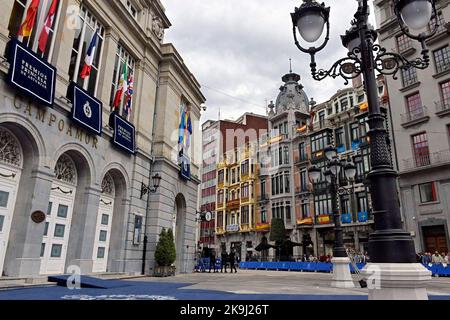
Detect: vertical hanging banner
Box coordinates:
(178, 100, 192, 180)
(7, 39, 56, 106)
(112, 114, 136, 154)
(67, 82, 102, 136)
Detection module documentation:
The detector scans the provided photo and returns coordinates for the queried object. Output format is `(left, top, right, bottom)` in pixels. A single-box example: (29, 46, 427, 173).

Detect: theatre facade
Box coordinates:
(0, 0, 204, 278)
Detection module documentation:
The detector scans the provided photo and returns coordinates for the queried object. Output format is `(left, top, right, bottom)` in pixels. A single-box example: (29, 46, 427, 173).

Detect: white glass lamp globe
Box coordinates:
(400, 0, 433, 30)
(297, 12, 326, 43)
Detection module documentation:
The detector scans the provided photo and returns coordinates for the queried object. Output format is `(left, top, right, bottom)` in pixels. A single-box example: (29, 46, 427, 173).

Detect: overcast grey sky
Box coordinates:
(163, 0, 377, 123)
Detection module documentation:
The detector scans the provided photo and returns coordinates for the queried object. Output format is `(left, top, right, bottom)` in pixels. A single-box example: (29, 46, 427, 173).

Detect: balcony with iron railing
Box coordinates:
(401, 150, 450, 172)
(226, 199, 240, 209)
(311, 119, 332, 132)
(435, 99, 450, 117)
(401, 106, 430, 128)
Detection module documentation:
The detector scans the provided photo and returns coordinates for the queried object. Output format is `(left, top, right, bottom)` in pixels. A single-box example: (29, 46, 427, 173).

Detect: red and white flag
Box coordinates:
(38, 0, 59, 53)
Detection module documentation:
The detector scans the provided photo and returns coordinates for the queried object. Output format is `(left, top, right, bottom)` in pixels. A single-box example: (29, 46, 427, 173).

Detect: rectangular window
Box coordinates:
(285, 203, 291, 221)
(40, 243, 46, 257)
(319, 111, 326, 128)
(51, 244, 62, 258)
(241, 206, 249, 224)
(433, 46, 450, 74)
(396, 33, 412, 52)
(440, 80, 450, 108)
(97, 247, 105, 259)
(99, 230, 108, 242)
(406, 93, 424, 118)
(126, 0, 138, 20)
(43, 222, 49, 236)
(218, 170, 224, 184)
(47, 202, 52, 215)
(261, 207, 267, 224)
(261, 179, 266, 196)
(412, 132, 430, 167)
(401, 67, 418, 87)
(429, 11, 447, 34)
(110, 44, 136, 117)
(241, 160, 249, 176)
(0, 215, 4, 232)
(340, 98, 348, 112)
(101, 214, 109, 226)
(357, 192, 368, 213)
(350, 123, 360, 142)
(0, 191, 9, 208)
(340, 196, 350, 214)
(419, 182, 438, 203)
(301, 202, 310, 219)
(217, 211, 223, 228)
(57, 204, 68, 218)
(7, 0, 62, 60)
(300, 170, 307, 192)
(54, 224, 65, 238)
(335, 127, 345, 147)
(68, 5, 105, 97)
(299, 142, 306, 161)
(311, 132, 331, 153)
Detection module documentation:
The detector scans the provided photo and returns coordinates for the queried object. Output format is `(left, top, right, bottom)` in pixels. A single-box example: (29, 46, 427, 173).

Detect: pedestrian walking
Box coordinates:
(220, 250, 228, 273)
(209, 251, 218, 273)
(229, 250, 238, 273)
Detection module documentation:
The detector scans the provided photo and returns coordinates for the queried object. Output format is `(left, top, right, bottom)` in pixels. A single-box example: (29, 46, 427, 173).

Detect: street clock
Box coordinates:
(205, 212, 212, 222)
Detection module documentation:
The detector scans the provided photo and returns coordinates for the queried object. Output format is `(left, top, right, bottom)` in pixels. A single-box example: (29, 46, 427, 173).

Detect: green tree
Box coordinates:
(270, 218, 286, 261)
(155, 228, 176, 267)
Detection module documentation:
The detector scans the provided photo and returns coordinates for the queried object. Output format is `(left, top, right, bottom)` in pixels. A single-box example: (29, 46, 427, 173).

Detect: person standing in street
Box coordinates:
(229, 249, 238, 273)
(209, 250, 217, 273)
(221, 250, 228, 273)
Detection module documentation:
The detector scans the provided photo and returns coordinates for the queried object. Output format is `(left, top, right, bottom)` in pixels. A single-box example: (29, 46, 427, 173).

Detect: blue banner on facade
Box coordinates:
(113, 114, 135, 154)
(67, 82, 102, 136)
(358, 211, 369, 223)
(341, 213, 352, 224)
(7, 39, 56, 106)
(180, 154, 191, 180)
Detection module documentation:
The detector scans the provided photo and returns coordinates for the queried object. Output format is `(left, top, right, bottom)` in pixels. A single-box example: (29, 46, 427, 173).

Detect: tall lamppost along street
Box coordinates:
(309, 147, 359, 288)
(291, 0, 438, 299)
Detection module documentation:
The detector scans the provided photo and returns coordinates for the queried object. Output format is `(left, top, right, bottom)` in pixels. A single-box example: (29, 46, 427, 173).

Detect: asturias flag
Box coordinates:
(80, 30, 99, 79)
(38, 0, 59, 53)
(18, 0, 41, 38)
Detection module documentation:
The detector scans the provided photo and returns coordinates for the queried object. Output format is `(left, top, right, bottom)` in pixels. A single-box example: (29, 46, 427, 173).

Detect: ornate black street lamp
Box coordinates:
(292, 0, 438, 299)
(309, 147, 358, 287)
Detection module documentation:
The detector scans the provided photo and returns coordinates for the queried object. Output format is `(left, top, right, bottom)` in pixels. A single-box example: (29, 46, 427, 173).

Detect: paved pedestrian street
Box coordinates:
(0, 270, 449, 300)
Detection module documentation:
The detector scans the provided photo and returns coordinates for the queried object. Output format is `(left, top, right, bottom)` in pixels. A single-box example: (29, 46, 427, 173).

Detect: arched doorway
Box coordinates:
(92, 173, 115, 273)
(174, 194, 186, 273)
(0, 128, 23, 276)
(40, 154, 78, 275)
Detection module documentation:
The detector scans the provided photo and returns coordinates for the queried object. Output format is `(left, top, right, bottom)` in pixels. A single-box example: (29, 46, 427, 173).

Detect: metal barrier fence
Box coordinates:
(238, 262, 450, 276)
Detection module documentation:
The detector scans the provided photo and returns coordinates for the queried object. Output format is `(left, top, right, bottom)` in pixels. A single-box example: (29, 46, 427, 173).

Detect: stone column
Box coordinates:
(0, 0, 15, 56)
(65, 185, 101, 274)
(4, 167, 54, 278)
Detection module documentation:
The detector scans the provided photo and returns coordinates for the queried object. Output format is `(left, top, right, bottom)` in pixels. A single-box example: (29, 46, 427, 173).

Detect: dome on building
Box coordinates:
(274, 72, 309, 115)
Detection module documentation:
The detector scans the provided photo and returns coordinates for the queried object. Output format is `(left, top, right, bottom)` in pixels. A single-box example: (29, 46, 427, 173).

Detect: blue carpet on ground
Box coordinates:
(48, 275, 131, 289)
(0, 280, 448, 300)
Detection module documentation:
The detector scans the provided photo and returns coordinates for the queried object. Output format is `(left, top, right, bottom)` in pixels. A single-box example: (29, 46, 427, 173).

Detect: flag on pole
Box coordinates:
(38, 0, 58, 53)
(80, 30, 99, 79)
(18, 0, 41, 38)
(112, 63, 128, 111)
(123, 72, 134, 121)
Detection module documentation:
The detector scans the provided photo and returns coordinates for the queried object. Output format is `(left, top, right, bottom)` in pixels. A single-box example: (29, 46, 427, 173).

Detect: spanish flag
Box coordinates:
(18, 0, 41, 38)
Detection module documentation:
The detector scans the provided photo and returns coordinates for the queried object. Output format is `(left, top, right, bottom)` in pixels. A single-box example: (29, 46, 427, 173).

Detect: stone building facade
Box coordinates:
(0, 0, 204, 278)
(375, 0, 450, 254)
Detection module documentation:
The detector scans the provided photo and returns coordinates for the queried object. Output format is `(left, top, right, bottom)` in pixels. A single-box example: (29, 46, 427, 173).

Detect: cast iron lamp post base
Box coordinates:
(362, 263, 430, 300)
(331, 257, 355, 288)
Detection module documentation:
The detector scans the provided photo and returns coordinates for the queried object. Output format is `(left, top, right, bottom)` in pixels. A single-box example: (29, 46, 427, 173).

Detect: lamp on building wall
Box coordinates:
(309, 148, 357, 288)
(292, 0, 437, 299)
(140, 173, 162, 199)
(141, 173, 162, 275)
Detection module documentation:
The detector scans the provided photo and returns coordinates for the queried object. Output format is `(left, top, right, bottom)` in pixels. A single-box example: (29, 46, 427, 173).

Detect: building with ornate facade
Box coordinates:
(0, 0, 204, 278)
(374, 0, 450, 255)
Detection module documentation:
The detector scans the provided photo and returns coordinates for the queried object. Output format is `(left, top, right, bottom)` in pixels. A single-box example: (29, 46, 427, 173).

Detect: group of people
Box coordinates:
(196, 249, 239, 273)
(417, 251, 450, 266)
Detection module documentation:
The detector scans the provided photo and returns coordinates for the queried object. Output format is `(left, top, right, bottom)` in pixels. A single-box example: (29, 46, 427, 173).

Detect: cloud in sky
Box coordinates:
(162, 0, 376, 123)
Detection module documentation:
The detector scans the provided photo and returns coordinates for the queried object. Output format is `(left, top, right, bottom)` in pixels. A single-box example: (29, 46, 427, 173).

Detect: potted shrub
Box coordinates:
(154, 228, 176, 277)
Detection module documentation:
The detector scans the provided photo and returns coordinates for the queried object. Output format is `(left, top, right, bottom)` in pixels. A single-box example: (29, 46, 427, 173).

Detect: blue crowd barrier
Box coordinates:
(239, 262, 450, 277)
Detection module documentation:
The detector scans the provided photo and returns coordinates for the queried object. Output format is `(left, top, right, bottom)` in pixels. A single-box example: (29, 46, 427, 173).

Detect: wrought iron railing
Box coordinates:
(402, 149, 450, 171)
(401, 106, 429, 124)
